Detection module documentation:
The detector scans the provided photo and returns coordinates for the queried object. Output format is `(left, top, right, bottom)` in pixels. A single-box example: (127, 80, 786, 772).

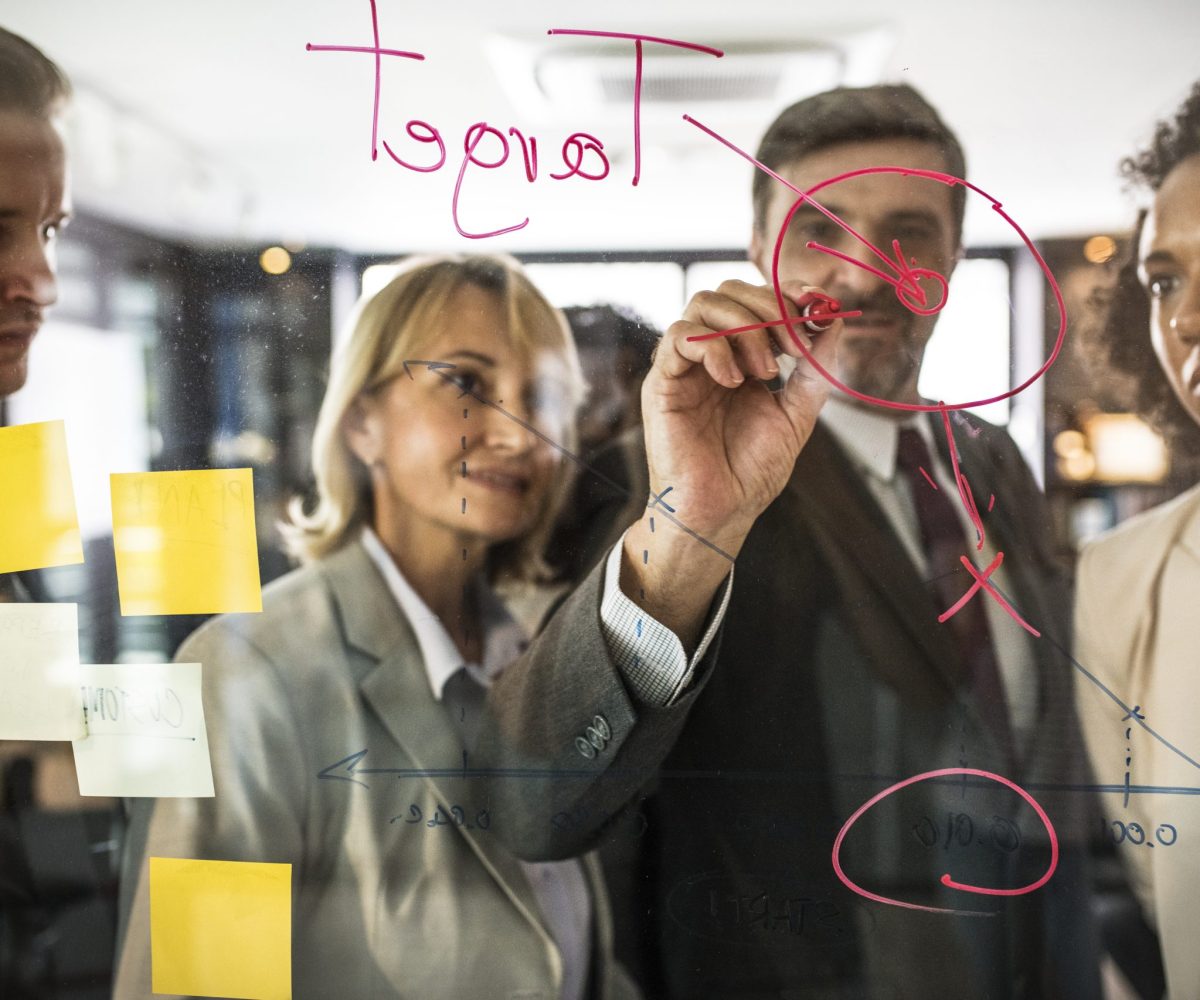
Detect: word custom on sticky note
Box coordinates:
(0, 603, 84, 740)
(71, 661, 213, 797)
(110, 468, 263, 616)
(0, 419, 83, 574)
(150, 857, 291, 1000)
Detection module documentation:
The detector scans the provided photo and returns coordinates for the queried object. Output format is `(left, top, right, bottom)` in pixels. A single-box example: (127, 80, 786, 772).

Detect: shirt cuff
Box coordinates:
(598, 528, 733, 707)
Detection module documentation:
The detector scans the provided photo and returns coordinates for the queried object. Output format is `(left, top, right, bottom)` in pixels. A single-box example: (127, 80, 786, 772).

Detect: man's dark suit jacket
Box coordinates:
(543, 413, 1101, 1000)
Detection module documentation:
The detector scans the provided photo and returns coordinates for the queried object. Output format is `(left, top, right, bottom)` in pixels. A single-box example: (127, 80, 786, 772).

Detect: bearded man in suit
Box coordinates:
(521, 84, 1103, 999)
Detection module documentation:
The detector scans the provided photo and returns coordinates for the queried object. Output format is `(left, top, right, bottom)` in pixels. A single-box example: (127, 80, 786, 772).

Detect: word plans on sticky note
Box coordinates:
(111, 468, 263, 616)
(0, 603, 84, 740)
(72, 661, 213, 797)
(0, 419, 83, 574)
(150, 857, 291, 999)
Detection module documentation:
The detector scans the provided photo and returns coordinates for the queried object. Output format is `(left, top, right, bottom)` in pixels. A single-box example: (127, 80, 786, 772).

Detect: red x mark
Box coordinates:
(937, 552, 1041, 638)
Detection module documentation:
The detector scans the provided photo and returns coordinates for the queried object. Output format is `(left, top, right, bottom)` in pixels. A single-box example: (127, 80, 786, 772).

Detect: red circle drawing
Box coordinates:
(830, 766, 1060, 916)
(770, 167, 1067, 413)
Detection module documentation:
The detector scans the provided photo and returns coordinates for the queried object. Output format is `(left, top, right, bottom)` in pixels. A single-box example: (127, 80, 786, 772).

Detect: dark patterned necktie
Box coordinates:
(895, 428, 1014, 765)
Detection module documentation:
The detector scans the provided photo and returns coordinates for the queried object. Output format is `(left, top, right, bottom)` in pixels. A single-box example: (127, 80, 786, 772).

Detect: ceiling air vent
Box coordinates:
(487, 30, 894, 138)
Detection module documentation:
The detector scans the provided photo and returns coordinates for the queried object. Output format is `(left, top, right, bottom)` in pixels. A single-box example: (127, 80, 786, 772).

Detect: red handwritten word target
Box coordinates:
(831, 767, 1060, 915)
(769, 166, 1067, 413)
(307, 7, 723, 239)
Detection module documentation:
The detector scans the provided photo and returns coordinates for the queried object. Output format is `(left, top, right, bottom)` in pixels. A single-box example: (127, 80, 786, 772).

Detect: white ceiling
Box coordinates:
(3, 0, 1198, 253)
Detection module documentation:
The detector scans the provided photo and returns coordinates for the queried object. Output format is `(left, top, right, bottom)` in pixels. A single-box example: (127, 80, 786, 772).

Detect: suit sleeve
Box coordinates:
(476, 556, 722, 861)
(477, 429, 722, 863)
(113, 623, 309, 998)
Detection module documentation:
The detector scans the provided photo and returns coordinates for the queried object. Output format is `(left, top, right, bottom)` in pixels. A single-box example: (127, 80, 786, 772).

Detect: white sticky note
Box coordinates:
(0, 603, 84, 740)
(71, 662, 214, 798)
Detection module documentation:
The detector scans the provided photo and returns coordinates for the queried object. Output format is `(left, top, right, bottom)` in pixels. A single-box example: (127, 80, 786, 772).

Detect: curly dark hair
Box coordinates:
(1090, 81, 1200, 448)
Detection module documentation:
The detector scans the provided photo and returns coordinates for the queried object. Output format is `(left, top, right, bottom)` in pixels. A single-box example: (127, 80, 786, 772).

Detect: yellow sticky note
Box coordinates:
(150, 857, 291, 999)
(0, 420, 83, 573)
(111, 469, 262, 616)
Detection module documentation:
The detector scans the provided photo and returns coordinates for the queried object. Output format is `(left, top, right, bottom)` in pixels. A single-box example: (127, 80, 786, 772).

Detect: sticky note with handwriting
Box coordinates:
(71, 662, 214, 797)
(0, 420, 84, 574)
(150, 856, 291, 999)
(0, 603, 84, 740)
(111, 468, 262, 616)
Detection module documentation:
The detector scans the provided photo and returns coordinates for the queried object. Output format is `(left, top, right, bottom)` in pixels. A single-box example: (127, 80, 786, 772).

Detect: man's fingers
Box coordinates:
(660, 281, 842, 393)
(659, 319, 744, 387)
(682, 282, 800, 380)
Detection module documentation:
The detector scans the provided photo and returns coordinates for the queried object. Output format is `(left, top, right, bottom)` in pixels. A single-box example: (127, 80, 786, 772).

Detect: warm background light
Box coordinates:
(1083, 235, 1117, 264)
(1086, 413, 1169, 483)
(259, 246, 292, 275)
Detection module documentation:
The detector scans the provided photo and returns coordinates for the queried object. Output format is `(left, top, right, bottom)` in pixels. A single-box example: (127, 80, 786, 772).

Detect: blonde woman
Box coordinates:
(114, 255, 648, 999)
(114, 251, 842, 998)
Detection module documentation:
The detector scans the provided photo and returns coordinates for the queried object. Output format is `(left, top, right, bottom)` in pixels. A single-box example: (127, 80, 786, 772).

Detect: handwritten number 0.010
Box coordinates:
(911, 813, 1021, 853)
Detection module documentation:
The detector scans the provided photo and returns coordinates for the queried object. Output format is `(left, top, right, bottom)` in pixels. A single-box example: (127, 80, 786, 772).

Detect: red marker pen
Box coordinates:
(802, 294, 841, 333)
(763, 294, 841, 393)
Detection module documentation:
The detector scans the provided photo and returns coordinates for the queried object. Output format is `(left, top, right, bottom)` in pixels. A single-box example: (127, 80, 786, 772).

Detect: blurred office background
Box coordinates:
(2, 2, 1199, 996)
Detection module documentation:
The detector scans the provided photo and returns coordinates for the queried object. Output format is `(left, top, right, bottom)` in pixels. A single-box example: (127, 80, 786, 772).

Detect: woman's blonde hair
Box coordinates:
(282, 254, 586, 581)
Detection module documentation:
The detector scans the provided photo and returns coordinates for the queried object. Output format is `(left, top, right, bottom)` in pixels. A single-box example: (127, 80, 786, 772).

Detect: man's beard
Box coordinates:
(832, 288, 923, 405)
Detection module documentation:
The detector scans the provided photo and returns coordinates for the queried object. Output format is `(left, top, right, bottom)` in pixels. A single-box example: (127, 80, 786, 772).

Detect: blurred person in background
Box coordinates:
(545, 304, 658, 586)
(1075, 79, 1200, 1000)
(564, 304, 658, 456)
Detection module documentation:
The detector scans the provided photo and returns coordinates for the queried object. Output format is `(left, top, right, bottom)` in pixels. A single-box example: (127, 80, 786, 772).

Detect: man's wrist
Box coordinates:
(619, 514, 737, 652)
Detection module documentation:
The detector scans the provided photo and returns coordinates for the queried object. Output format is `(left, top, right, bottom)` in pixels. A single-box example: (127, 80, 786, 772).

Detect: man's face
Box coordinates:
(750, 138, 960, 408)
(0, 110, 69, 398)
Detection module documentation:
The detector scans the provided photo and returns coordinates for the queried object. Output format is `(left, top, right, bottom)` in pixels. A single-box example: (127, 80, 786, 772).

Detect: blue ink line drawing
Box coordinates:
(413, 360, 733, 561)
(318, 750, 1200, 798)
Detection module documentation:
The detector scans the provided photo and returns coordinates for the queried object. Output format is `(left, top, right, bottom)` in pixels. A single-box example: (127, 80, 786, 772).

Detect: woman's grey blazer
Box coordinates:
(114, 539, 643, 999)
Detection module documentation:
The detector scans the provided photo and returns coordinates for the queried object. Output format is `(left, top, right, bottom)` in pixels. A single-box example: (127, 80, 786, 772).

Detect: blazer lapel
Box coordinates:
(787, 423, 965, 699)
(319, 541, 554, 946)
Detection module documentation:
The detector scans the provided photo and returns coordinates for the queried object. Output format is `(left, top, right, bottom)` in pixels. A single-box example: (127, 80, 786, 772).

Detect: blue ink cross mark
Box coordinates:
(648, 485, 676, 513)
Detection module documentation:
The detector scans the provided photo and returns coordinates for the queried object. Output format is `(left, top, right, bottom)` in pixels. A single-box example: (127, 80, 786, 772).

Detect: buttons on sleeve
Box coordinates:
(574, 714, 611, 759)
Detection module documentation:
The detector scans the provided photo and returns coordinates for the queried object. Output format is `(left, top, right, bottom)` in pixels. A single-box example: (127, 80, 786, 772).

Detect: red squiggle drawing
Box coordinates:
(831, 767, 1060, 915)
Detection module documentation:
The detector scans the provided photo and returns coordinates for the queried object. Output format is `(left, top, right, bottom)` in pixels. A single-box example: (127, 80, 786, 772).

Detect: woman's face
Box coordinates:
(346, 282, 571, 555)
(1139, 153, 1200, 428)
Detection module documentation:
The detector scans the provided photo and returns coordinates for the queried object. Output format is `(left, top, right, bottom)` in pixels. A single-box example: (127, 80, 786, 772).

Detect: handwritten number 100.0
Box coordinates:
(1102, 818, 1177, 847)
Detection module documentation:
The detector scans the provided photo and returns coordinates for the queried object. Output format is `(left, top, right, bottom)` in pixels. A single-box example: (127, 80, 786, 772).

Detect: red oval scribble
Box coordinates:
(830, 767, 1059, 916)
